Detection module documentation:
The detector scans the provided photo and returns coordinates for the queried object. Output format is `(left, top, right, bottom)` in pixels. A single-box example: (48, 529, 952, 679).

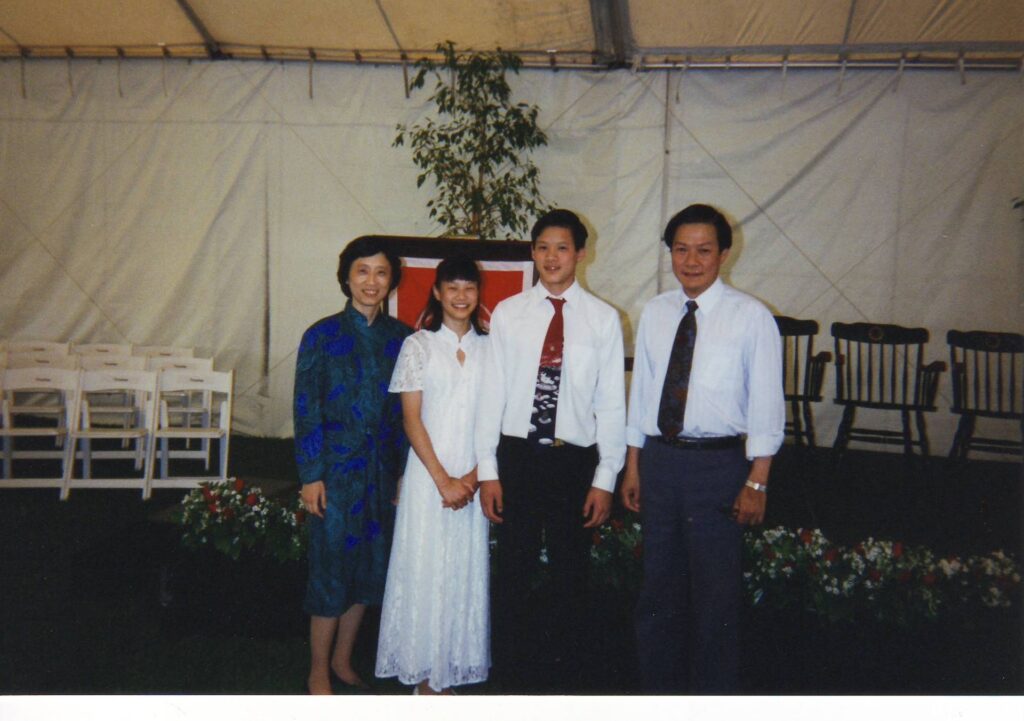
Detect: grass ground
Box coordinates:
(0, 436, 1020, 694)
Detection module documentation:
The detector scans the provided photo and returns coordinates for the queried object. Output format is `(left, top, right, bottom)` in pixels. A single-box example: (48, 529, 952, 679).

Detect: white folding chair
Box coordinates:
(0, 367, 80, 490)
(78, 356, 147, 443)
(0, 354, 80, 444)
(146, 357, 216, 456)
(133, 345, 195, 359)
(64, 369, 158, 499)
(4, 340, 71, 355)
(73, 342, 132, 357)
(149, 369, 233, 497)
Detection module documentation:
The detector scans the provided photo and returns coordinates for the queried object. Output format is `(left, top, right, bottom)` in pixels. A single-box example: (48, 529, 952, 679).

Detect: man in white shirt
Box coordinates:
(621, 203, 784, 693)
(477, 208, 626, 691)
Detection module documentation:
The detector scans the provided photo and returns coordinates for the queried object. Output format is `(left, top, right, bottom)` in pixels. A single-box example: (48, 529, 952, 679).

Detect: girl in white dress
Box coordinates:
(376, 255, 491, 694)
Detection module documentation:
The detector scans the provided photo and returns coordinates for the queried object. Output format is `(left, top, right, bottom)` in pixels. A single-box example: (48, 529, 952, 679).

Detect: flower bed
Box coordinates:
(588, 512, 1020, 626)
(176, 486, 1020, 627)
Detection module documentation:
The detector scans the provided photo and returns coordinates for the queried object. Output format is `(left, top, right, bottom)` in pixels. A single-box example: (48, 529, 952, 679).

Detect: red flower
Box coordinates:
(206, 502, 218, 514)
(868, 569, 881, 582)
(592, 531, 602, 546)
(922, 573, 937, 586)
(234, 478, 245, 493)
(201, 485, 214, 501)
(897, 570, 912, 583)
(610, 518, 625, 532)
(245, 493, 258, 507)
(799, 529, 813, 545)
(632, 543, 643, 560)
(295, 509, 306, 524)
(824, 548, 839, 563)
(854, 543, 866, 556)
(892, 542, 904, 559)
(221, 507, 235, 521)
(808, 562, 819, 575)
(762, 546, 776, 560)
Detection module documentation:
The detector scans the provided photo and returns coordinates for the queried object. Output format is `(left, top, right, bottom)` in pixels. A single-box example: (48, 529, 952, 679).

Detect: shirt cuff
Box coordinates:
(745, 432, 784, 460)
(625, 427, 648, 448)
(477, 455, 499, 482)
(591, 465, 617, 494)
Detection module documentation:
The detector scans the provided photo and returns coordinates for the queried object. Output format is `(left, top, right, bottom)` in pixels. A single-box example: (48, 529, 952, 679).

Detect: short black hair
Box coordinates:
(422, 255, 487, 335)
(662, 204, 733, 251)
(336, 237, 403, 298)
(530, 208, 588, 250)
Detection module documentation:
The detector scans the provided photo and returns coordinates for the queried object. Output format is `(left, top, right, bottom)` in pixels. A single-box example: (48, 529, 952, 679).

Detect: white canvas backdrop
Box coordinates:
(0, 59, 1020, 452)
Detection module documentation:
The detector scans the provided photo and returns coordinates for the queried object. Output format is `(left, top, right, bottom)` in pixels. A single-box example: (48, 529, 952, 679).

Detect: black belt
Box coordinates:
(654, 434, 743, 451)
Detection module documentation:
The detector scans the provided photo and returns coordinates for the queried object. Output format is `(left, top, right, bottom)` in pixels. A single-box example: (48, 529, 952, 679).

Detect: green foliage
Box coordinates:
(395, 41, 550, 239)
(176, 478, 307, 563)
(588, 515, 1021, 626)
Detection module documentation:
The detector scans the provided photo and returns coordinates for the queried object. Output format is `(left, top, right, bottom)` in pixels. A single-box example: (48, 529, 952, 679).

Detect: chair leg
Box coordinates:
(219, 435, 228, 480)
(900, 410, 914, 456)
(915, 411, 931, 458)
(83, 437, 92, 479)
(160, 437, 169, 479)
(2, 436, 11, 479)
(832, 406, 855, 466)
(790, 399, 805, 447)
(142, 435, 155, 500)
(959, 415, 976, 461)
(60, 438, 75, 500)
(948, 415, 970, 460)
(802, 401, 817, 448)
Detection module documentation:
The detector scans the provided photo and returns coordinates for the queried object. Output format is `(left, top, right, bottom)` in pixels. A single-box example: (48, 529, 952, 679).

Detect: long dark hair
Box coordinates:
(422, 255, 486, 335)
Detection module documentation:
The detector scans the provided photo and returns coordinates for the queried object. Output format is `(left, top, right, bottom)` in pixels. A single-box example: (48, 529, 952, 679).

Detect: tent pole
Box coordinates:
(657, 69, 673, 294)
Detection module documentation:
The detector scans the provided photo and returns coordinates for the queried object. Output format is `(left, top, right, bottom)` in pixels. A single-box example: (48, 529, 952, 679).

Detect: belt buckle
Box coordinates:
(551, 438, 566, 448)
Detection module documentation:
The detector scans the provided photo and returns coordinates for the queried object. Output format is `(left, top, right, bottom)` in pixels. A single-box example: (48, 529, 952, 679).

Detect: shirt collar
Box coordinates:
(435, 322, 476, 347)
(531, 279, 581, 305)
(343, 300, 378, 330)
(677, 277, 724, 315)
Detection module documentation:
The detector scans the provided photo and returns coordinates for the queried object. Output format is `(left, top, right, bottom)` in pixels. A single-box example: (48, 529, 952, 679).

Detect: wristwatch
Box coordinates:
(744, 480, 767, 493)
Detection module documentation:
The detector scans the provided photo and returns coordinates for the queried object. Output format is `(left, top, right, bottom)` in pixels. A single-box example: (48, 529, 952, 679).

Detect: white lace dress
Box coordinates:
(375, 325, 491, 691)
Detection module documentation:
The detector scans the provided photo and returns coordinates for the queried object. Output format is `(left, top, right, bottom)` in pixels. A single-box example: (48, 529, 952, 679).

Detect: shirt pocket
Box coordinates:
(693, 341, 742, 391)
(564, 342, 599, 393)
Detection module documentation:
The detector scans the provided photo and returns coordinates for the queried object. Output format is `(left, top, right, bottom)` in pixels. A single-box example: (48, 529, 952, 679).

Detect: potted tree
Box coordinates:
(396, 41, 550, 240)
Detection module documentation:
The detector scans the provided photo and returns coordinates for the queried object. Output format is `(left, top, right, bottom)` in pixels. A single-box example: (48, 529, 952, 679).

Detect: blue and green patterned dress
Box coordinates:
(293, 302, 411, 617)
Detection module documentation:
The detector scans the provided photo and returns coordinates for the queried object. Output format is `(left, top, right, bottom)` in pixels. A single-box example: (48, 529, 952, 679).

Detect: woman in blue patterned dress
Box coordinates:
(294, 237, 411, 695)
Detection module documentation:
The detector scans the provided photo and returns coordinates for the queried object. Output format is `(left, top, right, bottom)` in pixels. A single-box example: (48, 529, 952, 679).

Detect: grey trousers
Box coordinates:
(634, 439, 748, 694)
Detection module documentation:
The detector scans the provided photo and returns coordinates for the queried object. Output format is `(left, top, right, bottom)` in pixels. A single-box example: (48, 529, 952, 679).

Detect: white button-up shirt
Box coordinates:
(476, 280, 627, 492)
(626, 278, 785, 459)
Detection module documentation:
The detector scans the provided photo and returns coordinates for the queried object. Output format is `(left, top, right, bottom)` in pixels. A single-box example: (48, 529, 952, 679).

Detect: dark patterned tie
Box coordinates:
(657, 299, 698, 439)
(527, 297, 566, 446)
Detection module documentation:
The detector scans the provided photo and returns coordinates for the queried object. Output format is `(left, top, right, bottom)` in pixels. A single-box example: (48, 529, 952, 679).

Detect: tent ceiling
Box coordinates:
(0, 0, 1020, 68)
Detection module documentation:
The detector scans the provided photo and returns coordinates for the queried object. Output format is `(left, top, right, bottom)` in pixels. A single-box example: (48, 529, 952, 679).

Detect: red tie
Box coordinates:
(528, 297, 566, 445)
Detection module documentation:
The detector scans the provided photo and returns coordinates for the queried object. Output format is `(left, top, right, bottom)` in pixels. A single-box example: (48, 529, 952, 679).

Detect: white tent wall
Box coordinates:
(0, 59, 1021, 454)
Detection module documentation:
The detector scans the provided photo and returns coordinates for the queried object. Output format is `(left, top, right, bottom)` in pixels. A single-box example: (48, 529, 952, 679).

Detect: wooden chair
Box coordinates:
(774, 316, 831, 447)
(831, 322, 946, 458)
(947, 329, 1023, 460)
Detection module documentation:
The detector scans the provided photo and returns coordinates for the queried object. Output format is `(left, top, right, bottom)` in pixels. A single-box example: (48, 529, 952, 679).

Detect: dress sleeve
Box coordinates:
(388, 334, 426, 393)
(293, 326, 326, 485)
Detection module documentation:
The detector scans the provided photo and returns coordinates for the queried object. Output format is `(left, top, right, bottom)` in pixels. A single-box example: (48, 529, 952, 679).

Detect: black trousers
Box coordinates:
(492, 434, 597, 690)
(634, 439, 748, 694)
